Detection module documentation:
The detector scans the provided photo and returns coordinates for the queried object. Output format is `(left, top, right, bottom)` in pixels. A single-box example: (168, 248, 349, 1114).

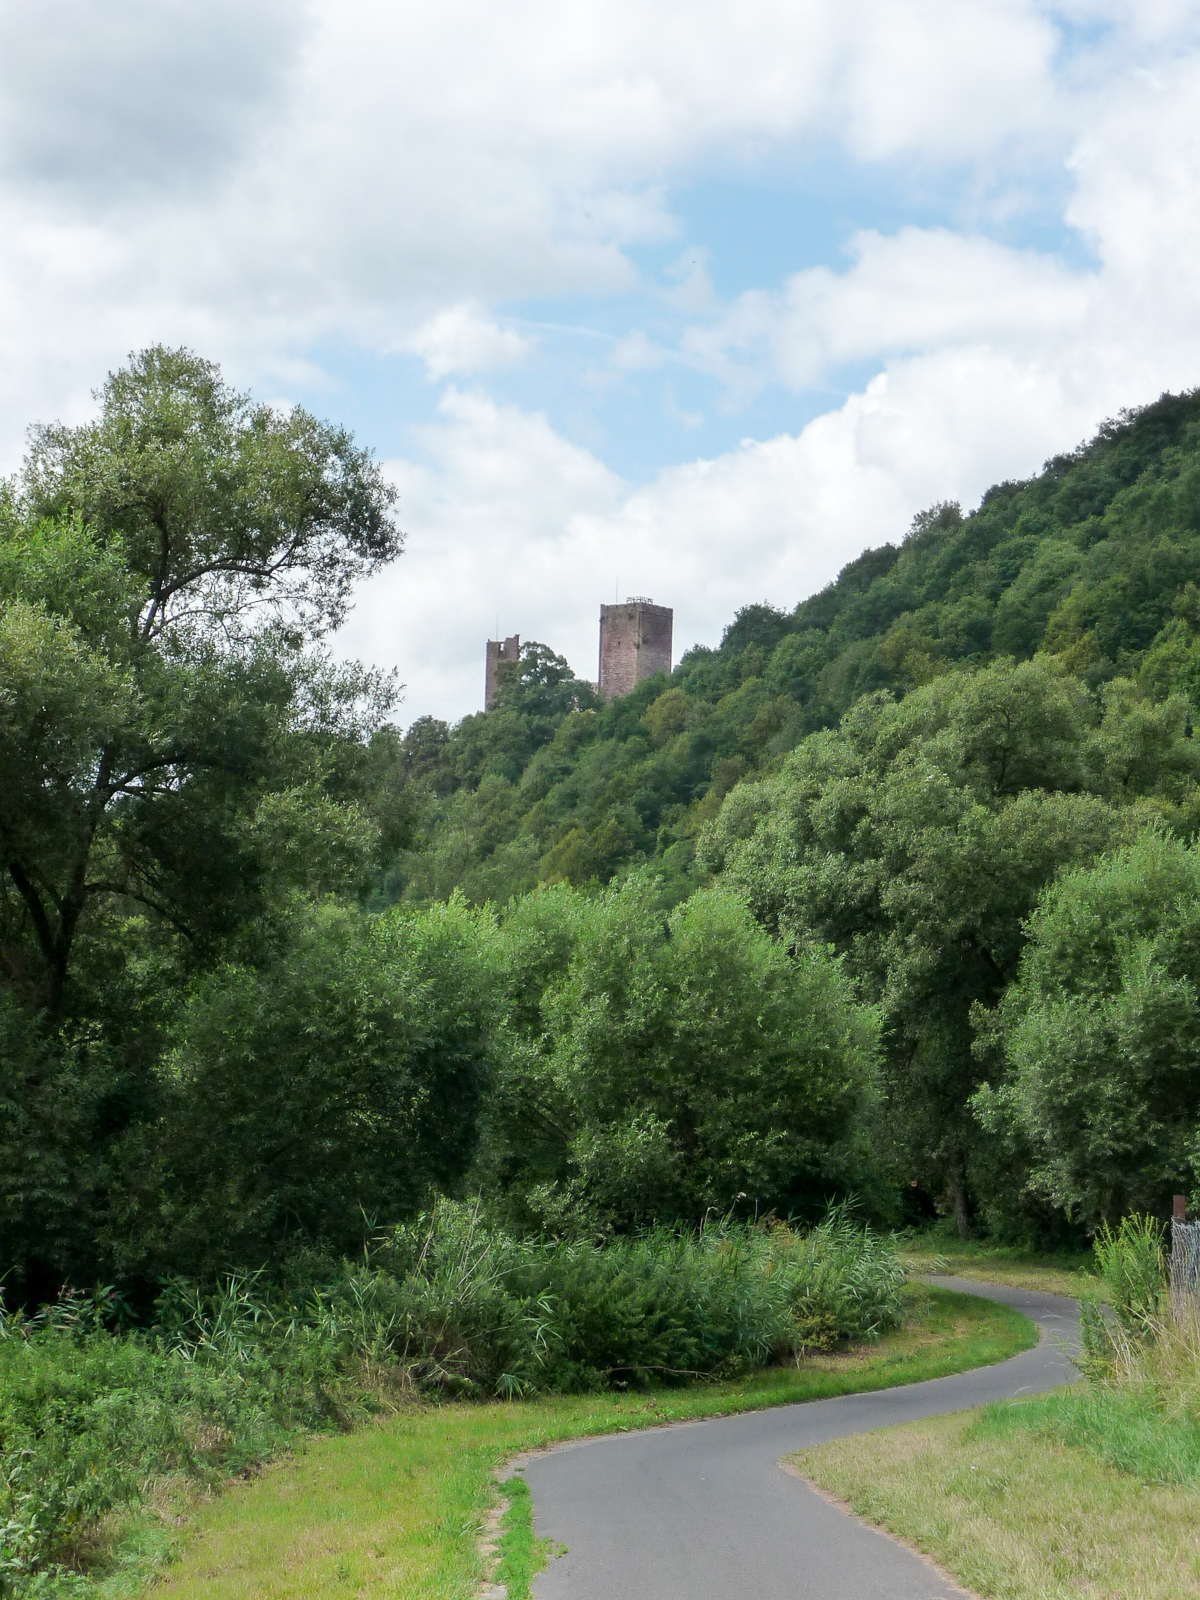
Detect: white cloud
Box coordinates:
(0, 0, 1108, 427)
(685, 229, 1097, 393)
(9, 1, 1200, 726)
(405, 305, 533, 379)
(0, 1, 304, 202)
(680, 45, 1200, 410)
(835, 0, 1062, 161)
(610, 330, 666, 372)
(339, 350, 1106, 723)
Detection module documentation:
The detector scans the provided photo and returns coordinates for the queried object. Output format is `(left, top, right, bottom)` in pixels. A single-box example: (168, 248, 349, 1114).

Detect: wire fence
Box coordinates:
(1170, 1219, 1200, 1317)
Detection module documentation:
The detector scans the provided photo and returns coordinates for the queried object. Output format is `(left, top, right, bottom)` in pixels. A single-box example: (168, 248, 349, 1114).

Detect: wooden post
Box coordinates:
(1174, 1195, 1187, 1222)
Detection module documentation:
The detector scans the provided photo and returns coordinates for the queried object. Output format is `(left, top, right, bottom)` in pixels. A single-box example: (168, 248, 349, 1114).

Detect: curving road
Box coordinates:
(517, 1278, 1078, 1600)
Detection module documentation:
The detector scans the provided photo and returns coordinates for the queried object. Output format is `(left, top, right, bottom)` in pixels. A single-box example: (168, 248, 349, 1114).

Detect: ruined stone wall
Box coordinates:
(485, 634, 520, 708)
(598, 601, 673, 699)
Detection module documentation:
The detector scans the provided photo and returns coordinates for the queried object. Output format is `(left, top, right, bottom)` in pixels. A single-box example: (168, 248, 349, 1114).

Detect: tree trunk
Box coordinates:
(948, 1151, 971, 1239)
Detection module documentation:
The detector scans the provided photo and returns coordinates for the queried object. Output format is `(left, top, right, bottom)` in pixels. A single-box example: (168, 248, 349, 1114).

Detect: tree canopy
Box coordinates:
(11, 359, 1200, 1293)
(475, 875, 879, 1233)
(979, 830, 1200, 1228)
(699, 657, 1195, 1232)
(0, 347, 401, 1018)
(382, 391, 1200, 908)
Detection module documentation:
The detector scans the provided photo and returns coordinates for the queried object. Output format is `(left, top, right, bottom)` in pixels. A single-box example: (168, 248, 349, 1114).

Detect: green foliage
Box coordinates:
(0, 1278, 358, 1597)
(981, 832, 1200, 1226)
(477, 874, 879, 1229)
(17, 345, 399, 640)
(111, 897, 501, 1278)
(1097, 1214, 1168, 1338)
(0, 347, 401, 1020)
(699, 657, 1157, 1233)
(386, 392, 1200, 906)
(0, 999, 120, 1292)
(1071, 1213, 1169, 1380)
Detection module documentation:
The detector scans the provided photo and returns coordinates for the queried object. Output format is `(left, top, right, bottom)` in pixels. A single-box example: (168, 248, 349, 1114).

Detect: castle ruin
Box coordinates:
(598, 599, 673, 698)
(485, 599, 673, 708)
(484, 634, 520, 708)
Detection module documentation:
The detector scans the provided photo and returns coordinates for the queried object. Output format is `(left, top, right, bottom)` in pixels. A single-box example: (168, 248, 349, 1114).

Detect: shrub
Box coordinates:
(0, 1206, 904, 1593)
(1076, 1214, 1167, 1380)
(983, 830, 1200, 1228)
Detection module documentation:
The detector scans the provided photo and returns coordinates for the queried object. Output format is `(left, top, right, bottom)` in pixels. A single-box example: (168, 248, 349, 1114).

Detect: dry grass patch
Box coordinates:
(793, 1405, 1200, 1600)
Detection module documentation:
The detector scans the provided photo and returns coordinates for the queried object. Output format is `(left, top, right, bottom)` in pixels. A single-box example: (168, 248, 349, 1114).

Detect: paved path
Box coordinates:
(519, 1278, 1078, 1600)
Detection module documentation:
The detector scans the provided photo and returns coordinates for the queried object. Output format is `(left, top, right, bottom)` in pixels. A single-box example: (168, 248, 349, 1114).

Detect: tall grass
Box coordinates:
(979, 1210, 1200, 1487)
(0, 1206, 904, 1595)
(1077, 1212, 1168, 1368)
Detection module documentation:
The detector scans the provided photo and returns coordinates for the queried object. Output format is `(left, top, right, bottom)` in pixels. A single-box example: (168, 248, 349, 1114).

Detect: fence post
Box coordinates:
(1170, 1203, 1200, 1321)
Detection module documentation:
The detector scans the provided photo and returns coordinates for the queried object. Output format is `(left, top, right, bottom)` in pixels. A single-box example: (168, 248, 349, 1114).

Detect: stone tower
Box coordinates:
(598, 599, 673, 699)
(485, 634, 520, 709)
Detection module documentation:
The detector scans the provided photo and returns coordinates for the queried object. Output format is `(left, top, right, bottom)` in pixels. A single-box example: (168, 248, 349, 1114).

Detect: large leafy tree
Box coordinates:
(979, 829, 1200, 1227)
(114, 898, 500, 1277)
(700, 658, 1195, 1233)
(0, 347, 401, 1017)
(477, 875, 879, 1230)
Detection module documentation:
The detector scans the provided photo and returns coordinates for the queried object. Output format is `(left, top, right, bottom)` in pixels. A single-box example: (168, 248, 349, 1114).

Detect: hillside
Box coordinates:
(382, 390, 1200, 905)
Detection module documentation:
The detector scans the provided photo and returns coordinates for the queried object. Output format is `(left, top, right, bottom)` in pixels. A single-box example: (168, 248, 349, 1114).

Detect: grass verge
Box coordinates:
(139, 1284, 1033, 1599)
(492, 1477, 558, 1600)
(899, 1236, 1095, 1298)
(793, 1400, 1200, 1600)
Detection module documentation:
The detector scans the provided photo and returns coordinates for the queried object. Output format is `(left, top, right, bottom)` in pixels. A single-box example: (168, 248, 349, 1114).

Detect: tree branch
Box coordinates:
(6, 860, 57, 966)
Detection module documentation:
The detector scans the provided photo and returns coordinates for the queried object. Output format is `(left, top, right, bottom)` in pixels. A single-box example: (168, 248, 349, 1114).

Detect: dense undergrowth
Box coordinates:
(0, 1205, 902, 1595)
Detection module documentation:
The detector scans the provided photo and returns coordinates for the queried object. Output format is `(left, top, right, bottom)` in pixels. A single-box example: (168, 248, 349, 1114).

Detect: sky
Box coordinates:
(4, 2, 1200, 722)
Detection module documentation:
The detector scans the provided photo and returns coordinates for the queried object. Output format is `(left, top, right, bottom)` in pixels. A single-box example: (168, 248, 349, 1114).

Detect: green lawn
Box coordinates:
(128, 1284, 1032, 1599)
(793, 1401, 1200, 1600)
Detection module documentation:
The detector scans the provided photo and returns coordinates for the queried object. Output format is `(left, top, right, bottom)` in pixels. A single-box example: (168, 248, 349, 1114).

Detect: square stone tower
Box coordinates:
(598, 599, 673, 699)
(485, 634, 520, 708)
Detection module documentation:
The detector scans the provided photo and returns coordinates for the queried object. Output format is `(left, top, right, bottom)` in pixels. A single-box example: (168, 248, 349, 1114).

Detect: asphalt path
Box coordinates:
(517, 1277, 1079, 1600)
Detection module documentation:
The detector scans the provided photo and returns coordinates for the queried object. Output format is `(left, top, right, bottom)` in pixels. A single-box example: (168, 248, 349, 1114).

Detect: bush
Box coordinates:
(0, 1206, 904, 1593)
(982, 830, 1200, 1228)
(0, 1287, 326, 1598)
(1074, 1212, 1168, 1379)
(342, 1201, 906, 1394)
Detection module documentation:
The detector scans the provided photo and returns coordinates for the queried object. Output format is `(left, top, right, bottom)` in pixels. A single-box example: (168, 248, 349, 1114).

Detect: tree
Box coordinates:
(0, 347, 401, 1017)
(978, 829, 1200, 1227)
(17, 345, 398, 643)
(477, 874, 879, 1230)
(112, 897, 499, 1277)
(700, 658, 1164, 1234)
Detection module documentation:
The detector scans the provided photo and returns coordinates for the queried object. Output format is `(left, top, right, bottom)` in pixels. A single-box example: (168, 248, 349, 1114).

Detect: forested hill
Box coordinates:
(384, 390, 1200, 905)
